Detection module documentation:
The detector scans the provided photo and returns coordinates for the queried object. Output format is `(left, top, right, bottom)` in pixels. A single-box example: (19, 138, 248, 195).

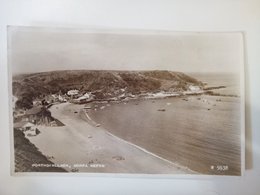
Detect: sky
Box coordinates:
(8, 27, 244, 75)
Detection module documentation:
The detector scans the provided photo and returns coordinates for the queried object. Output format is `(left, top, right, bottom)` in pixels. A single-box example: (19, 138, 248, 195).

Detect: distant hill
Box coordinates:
(12, 70, 203, 109)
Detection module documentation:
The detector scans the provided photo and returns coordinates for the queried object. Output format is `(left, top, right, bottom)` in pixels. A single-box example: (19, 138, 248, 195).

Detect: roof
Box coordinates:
(14, 121, 34, 128)
(25, 106, 43, 115)
(76, 96, 87, 101)
(67, 89, 79, 95)
(83, 93, 90, 98)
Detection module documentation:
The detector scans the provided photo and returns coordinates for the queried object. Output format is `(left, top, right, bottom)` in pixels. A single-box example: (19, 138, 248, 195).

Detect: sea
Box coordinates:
(88, 73, 242, 175)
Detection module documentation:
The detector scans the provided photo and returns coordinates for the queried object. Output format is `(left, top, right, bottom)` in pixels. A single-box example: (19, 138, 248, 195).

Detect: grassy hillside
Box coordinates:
(13, 70, 203, 108)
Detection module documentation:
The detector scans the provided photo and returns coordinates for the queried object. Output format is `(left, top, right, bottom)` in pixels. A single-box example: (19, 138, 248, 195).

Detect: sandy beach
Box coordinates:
(27, 102, 193, 174)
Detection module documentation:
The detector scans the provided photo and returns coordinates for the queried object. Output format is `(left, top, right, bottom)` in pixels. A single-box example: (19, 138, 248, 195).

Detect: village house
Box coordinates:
(14, 121, 34, 131)
(24, 106, 43, 123)
(67, 89, 79, 97)
(42, 94, 58, 104)
(33, 100, 42, 106)
(189, 85, 201, 92)
(58, 94, 67, 102)
(73, 92, 93, 104)
(23, 106, 53, 125)
(74, 96, 88, 104)
(13, 109, 26, 119)
(12, 96, 18, 109)
(13, 121, 40, 136)
(20, 106, 64, 127)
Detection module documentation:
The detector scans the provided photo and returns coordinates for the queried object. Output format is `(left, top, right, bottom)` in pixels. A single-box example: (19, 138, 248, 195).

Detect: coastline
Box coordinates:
(25, 102, 194, 174)
(81, 109, 196, 173)
(87, 94, 241, 175)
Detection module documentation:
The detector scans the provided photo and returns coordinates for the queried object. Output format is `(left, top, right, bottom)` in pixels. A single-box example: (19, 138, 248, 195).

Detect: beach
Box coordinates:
(26, 102, 193, 174)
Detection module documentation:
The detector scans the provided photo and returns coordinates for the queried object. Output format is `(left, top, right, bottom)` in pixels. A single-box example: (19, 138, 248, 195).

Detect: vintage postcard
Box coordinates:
(8, 26, 244, 176)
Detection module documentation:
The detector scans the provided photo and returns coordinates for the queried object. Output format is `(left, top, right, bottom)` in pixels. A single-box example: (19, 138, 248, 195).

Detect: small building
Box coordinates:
(14, 121, 40, 136)
(83, 92, 90, 99)
(14, 121, 35, 132)
(51, 94, 59, 102)
(24, 106, 52, 125)
(26, 127, 40, 136)
(189, 85, 201, 92)
(67, 89, 79, 96)
(33, 100, 42, 106)
(12, 96, 18, 109)
(75, 96, 88, 104)
(73, 92, 94, 104)
(13, 109, 25, 118)
(25, 107, 43, 123)
(58, 94, 67, 102)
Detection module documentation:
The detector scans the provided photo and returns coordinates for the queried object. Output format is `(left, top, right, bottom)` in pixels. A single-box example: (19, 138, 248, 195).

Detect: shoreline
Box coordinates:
(70, 87, 239, 107)
(87, 94, 241, 175)
(25, 102, 194, 174)
(81, 109, 196, 173)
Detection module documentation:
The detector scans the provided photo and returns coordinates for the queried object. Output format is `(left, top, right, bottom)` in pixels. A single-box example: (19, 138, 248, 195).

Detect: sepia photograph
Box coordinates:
(9, 26, 244, 176)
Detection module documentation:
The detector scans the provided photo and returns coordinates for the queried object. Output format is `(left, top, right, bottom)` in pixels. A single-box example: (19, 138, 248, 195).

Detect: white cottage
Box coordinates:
(189, 85, 201, 92)
(13, 121, 40, 136)
(67, 89, 79, 96)
(14, 121, 35, 131)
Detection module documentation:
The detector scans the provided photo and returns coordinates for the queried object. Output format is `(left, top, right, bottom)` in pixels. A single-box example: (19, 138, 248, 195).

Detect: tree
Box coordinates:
(15, 96, 33, 109)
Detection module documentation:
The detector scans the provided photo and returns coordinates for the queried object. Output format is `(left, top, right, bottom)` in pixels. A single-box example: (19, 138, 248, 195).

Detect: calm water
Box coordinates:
(88, 74, 241, 175)
(189, 73, 241, 96)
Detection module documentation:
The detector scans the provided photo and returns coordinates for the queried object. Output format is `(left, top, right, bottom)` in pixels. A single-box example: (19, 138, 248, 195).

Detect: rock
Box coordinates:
(71, 168, 79, 172)
(112, 156, 125, 161)
(157, 109, 166, 112)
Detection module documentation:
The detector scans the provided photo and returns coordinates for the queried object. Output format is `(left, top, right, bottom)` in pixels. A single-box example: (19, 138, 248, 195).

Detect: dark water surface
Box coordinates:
(89, 94, 241, 175)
